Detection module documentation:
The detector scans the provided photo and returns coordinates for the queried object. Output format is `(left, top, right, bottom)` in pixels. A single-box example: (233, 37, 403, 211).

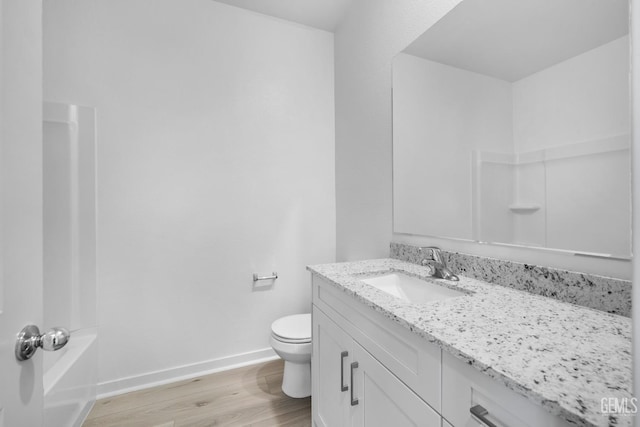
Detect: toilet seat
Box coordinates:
(271, 313, 311, 344)
(272, 334, 311, 344)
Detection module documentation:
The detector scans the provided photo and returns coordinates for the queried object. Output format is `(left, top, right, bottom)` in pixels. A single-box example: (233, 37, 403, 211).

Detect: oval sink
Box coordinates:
(361, 271, 465, 304)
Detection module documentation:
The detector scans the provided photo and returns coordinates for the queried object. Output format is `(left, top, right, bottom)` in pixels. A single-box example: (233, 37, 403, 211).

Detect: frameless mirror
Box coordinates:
(392, 0, 631, 258)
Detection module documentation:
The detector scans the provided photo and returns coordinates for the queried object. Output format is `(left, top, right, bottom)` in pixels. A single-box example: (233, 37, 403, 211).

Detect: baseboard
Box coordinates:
(96, 347, 278, 399)
(75, 399, 96, 427)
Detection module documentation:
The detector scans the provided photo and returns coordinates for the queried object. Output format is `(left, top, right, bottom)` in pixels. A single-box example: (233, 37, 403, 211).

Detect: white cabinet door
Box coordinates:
(313, 304, 441, 427)
(350, 343, 441, 427)
(313, 306, 353, 427)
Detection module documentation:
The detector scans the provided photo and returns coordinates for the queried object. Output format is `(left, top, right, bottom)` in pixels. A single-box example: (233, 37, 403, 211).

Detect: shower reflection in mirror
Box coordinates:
(392, 0, 630, 258)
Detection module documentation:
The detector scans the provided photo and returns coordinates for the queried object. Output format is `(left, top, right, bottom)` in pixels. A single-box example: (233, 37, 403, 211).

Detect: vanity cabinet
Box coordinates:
(312, 275, 441, 427)
(442, 352, 572, 427)
(313, 307, 440, 427)
(312, 274, 574, 427)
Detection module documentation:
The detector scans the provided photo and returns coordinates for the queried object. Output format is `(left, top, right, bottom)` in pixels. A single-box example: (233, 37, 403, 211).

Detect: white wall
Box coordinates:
(336, 0, 631, 279)
(44, 0, 335, 393)
(335, 0, 463, 261)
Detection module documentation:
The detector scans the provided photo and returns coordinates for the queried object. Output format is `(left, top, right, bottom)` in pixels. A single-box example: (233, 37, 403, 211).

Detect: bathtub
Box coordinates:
(44, 330, 98, 427)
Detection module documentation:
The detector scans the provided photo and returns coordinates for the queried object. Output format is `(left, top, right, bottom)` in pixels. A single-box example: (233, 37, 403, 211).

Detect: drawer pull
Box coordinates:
(350, 362, 359, 406)
(340, 351, 349, 392)
(470, 405, 498, 427)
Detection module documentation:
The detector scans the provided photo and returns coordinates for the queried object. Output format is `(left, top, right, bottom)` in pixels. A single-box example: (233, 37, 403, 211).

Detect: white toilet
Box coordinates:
(270, 313, 312, 398)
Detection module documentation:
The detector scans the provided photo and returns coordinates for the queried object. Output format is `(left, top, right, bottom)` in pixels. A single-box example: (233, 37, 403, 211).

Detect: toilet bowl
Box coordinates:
(270, 313, 312, 398)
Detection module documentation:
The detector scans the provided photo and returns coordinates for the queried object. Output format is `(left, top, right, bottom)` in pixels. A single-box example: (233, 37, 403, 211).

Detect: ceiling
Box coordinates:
(404, 0, 629, 82)
(213, 0, 352, 32)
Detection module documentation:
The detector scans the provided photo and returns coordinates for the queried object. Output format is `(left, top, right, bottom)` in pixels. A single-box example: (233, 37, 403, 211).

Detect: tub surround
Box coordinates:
(391, 242, 632, 317)
(308, 258, 632, 427)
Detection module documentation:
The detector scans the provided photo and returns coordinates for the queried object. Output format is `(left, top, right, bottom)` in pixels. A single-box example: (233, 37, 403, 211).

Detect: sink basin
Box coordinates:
(361, 271, 465, 304)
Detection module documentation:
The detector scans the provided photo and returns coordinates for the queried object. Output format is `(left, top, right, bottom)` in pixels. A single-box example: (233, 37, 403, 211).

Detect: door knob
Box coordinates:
(15, 325, 70, 361)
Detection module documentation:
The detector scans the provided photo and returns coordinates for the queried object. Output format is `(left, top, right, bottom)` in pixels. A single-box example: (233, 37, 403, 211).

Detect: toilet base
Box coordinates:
(281, 360, 311, 398)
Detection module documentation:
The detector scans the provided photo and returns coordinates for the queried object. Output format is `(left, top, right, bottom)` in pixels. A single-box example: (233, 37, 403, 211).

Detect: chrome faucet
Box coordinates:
(419, 247, 459, 281)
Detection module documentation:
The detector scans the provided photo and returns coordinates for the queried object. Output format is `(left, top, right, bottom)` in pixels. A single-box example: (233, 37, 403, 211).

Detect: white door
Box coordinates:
(0, 0, 45, 426)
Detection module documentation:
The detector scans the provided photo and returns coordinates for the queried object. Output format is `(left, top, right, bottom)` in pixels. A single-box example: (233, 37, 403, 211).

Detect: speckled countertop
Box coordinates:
(307, 259, 633, 427)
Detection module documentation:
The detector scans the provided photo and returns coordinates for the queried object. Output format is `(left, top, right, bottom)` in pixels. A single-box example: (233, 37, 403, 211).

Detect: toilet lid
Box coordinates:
(271, 313, 311, 342)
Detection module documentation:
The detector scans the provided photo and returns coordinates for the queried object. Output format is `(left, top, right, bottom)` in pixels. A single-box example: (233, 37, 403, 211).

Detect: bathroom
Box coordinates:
(0, 0, 637, 426)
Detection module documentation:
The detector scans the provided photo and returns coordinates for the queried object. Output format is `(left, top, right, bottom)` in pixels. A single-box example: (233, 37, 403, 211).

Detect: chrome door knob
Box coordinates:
(15, 325, 70, 361)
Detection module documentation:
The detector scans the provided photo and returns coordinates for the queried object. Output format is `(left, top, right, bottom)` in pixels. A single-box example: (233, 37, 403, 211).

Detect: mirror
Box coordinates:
(392, 0, 630, 258)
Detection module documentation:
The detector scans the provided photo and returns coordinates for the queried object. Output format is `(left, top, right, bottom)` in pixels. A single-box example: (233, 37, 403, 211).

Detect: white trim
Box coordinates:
(475, 150, 514, 164)
(43, 102, 79, 125)
(519, 134, 630, 164)
(74, 399, 95, 427)
(476, 134, 630, 166)
(631, 0, 639, 402)
(96, 347, 278, 399)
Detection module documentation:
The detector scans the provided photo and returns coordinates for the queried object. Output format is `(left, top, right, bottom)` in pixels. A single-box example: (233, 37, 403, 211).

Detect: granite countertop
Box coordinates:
(307, 259, 633, 427)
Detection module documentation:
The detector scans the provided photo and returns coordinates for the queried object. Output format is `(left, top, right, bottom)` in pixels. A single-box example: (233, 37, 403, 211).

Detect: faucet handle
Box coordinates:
(418, 247, 457, 280)
(428, 247, 444, 264)
(419, 246, 443, 263)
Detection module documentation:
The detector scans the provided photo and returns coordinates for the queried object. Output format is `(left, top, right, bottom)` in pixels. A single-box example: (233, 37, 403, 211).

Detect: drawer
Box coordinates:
(441, 351, 571, 427)
(313, 275, 441, 411)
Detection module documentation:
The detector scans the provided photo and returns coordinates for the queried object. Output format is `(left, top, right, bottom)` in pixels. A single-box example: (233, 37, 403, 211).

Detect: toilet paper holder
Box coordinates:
(253, 272, 278, 282)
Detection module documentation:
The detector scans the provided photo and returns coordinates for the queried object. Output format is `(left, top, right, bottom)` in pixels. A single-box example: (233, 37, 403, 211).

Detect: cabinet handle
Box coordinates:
(340, 351, 349, 392)
(470, 405, 498, 427)
(350, 361, 359, 406)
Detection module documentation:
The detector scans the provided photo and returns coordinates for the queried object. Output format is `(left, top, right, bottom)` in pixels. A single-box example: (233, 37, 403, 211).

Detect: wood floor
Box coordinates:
(83, 359, 312, 427)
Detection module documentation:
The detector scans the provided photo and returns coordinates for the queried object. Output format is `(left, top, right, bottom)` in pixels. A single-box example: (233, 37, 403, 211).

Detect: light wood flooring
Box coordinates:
(83, 359, 312, 427)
